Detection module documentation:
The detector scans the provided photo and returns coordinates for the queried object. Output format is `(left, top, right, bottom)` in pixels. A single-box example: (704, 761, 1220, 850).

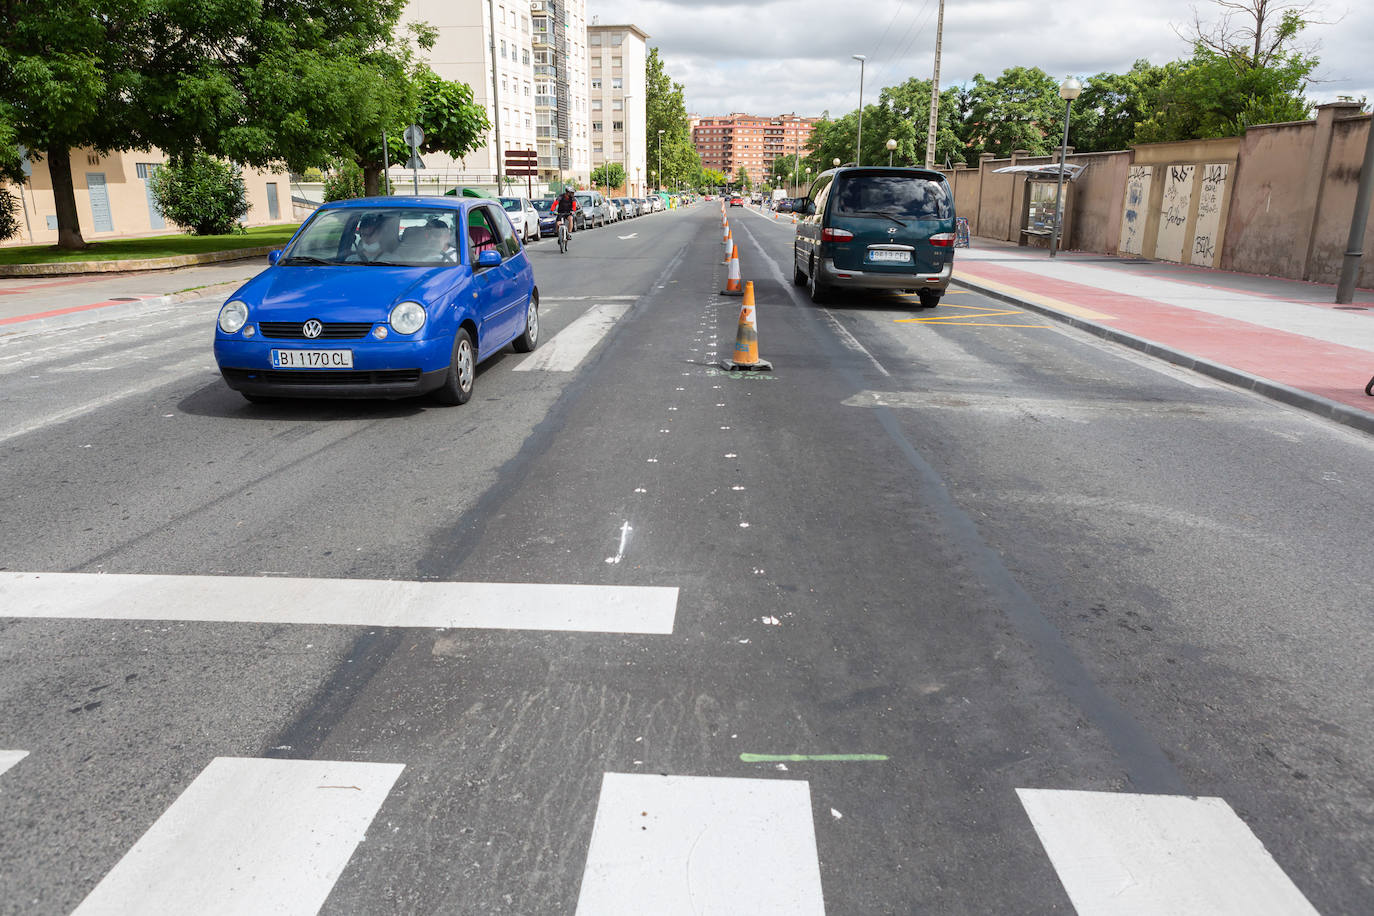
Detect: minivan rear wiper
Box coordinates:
(848, 209, 908, 226)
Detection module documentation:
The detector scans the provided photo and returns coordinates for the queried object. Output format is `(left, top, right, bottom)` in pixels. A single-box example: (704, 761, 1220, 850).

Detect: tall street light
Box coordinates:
(1049, 77, 1082, 258)
(887, 138, 897, 166)
(657, 128, 664, 191)
(623, 93, 634, 196)
(852, 54, 866, 166)
(555, 138, 565, 192)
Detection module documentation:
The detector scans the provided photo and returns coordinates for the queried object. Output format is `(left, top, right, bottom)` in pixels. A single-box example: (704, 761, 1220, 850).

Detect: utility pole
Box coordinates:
(1336, 115, 1374, 303)
(487, 0, 504, 190)
(925, 0, 945, 169)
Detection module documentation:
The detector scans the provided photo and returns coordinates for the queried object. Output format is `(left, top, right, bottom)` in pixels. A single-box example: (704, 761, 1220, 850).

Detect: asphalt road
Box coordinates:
(0, 204, 1370, 914)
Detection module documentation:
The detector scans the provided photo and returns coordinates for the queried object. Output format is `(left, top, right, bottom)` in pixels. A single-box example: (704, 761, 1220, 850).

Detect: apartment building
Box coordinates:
(692, 113, 820, 189)
(401, 0, 590, 190)
(586, 22, 649, 195)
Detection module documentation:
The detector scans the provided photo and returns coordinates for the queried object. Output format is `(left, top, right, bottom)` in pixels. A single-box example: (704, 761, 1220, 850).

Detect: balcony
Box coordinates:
(534, 64, 557, 78)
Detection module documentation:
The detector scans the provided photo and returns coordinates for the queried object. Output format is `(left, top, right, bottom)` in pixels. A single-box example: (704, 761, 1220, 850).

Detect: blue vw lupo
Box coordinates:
(214, 197, 539, 405)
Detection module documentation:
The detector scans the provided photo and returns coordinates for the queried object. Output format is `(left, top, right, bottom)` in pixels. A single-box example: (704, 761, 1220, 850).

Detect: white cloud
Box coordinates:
(590, 0, 1373, 114)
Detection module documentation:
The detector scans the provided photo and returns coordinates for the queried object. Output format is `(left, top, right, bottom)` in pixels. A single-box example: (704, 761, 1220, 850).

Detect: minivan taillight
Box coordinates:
(929, 233, 956, 247)
(821, 228, 854, 242)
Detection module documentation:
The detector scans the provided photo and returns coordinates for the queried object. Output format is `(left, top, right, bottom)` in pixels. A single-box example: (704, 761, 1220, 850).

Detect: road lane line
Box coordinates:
(514, 302, 631, 372)
(0, 750, 28, 778)
(1017, 788, 1318, 915)
(0, 572, 679, 635)
(72, 757, 403, 916)
(576, 773, 825, 915)
(0, 356, 214, 445)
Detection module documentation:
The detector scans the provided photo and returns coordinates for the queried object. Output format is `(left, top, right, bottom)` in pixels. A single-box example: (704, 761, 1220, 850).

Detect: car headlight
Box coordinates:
(218, 300, 249, 334)
(389, 301, 427, 335)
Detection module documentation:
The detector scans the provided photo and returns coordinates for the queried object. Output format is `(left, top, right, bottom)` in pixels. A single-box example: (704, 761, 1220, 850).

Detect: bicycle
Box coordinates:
(557, 216, 570, 254)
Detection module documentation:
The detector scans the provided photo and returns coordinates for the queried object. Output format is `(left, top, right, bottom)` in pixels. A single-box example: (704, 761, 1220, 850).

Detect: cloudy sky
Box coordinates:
(588, 0, 1373, 118)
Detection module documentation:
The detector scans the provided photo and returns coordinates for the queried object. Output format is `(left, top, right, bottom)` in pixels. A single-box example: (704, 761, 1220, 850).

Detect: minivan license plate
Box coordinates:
(271, 349, 354, 368)
(869, 250, 910, 263)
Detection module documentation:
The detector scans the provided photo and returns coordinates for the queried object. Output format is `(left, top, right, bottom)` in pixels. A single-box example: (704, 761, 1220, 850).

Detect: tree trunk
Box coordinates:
(363, 165, 382, 197)
(47, 147, 88, 250)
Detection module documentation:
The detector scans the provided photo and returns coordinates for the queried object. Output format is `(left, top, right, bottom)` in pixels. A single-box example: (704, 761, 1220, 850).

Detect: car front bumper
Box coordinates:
(818, 257, 953, 292)
(214, 334, 452, 399)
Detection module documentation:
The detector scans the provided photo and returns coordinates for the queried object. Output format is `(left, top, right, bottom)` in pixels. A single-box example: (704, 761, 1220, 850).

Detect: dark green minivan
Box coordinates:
(793, 166, 956, 308)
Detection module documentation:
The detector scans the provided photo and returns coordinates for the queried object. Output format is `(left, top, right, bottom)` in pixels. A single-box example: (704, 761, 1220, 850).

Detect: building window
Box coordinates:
(612, 77, 622, 89)
(592, 99, 602, 110)
(612, 120, 623, 132)
(612, 99, 622, 110)
(591, 56, 600, 68)
(591, 78, 601, 89)
(592, 121, 602, 131)
(500, 40, 506, 59)
(590, 32, 602, 45)
(522, 49, 530, 65)
(612, 56, 622, 67)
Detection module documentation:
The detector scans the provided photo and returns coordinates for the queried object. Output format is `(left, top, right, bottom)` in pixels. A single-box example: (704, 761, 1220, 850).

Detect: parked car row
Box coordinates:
(518, 192, 669, 238)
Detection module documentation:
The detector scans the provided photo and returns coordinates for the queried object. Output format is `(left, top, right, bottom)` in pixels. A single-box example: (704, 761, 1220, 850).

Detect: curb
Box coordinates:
(0, 246, 276, 278)
(0, 282, 240, 337)
(951, 275, 1374, 437)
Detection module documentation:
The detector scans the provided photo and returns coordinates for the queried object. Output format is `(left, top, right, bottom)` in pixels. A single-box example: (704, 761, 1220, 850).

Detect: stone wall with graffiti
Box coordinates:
(939, 103, 1372, 287)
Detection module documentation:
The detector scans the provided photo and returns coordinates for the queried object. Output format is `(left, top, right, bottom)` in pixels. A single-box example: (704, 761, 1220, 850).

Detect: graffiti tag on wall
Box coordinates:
(1155, 164, 1196, 263)
(1191, 163, 1228, 267)
(1119, 166, 1152, 256)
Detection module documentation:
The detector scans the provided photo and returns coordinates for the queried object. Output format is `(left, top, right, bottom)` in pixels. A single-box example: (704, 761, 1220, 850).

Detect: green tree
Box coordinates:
(362, 62, 489, 197)
(644, 48, 699, 190)
(697, 167, 726, 191)
(591, 162, 626, 191)
(0, 0, 413, 249)
(733, 166, 751, 191)
(1073, 61, 1170, 152)
(323, 160, 366, 201)
(964, 66, 1063, 159)
(149, 153, 249, 235)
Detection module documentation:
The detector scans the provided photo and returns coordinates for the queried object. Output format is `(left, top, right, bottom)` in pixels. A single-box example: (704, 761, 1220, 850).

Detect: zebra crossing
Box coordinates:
(0, 748, 1317, 915)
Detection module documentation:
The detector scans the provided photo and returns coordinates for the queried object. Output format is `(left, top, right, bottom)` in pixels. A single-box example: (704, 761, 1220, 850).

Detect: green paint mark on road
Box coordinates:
(740, 753, 889, 763)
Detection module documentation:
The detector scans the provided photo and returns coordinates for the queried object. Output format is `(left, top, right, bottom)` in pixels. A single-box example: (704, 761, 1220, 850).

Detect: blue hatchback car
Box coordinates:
(214, 197, 539, 404)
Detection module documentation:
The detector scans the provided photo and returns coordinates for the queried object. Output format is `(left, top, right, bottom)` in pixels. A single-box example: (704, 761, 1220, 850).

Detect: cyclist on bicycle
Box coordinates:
(555, 188, 578, 243)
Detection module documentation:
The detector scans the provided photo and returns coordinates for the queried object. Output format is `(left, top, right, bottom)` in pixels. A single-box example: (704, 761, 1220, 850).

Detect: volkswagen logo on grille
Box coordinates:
(302, 319, 323, 339)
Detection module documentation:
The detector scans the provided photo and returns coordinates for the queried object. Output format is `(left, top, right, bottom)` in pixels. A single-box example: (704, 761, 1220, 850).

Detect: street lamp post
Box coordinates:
(1049, 77, 1082, 258)
(657, 129, 664, 192)
(833, 158, 841, 169)
(555, 138, 565, 192)
(623, 93, 634, 196)
(887, 138, 897, 166)
(852, 54, 866, 165)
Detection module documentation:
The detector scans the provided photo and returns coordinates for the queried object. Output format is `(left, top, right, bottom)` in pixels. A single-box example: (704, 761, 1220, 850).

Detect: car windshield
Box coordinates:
(834, 174, 952, 220)
(532, 199, 554, 213)
(282, 207, 461, 267)
(499, 198, 523, 212)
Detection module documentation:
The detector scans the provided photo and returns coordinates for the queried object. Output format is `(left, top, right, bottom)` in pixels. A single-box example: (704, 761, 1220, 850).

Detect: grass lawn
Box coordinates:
(0, 224, 299, 265)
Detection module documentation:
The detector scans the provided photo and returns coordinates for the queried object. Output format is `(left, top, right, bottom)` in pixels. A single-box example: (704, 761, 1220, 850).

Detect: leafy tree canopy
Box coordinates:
(644, 48, 700, 190)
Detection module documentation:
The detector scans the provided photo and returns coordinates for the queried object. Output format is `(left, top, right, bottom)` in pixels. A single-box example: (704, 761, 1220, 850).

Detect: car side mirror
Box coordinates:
(267, 249, 282, 265)
(805, 200, 817, 216)
(476, 249, 503, 268)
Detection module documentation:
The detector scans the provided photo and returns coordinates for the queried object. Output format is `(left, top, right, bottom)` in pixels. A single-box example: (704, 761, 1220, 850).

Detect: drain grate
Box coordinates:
(110, 297, 140, 301)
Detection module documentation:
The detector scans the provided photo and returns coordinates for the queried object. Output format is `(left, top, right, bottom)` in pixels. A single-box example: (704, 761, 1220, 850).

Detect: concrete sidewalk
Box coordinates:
(951, 239, 1374, 435)
(0, 260, 265, 334)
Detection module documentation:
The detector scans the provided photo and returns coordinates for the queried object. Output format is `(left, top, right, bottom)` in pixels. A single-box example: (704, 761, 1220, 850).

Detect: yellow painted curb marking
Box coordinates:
(957, 274, 1117, 321)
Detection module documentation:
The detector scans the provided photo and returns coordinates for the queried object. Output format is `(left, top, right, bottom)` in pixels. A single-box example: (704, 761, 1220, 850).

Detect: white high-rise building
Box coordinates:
(398, 0, 590, 193)
(587, 22, 649, 195)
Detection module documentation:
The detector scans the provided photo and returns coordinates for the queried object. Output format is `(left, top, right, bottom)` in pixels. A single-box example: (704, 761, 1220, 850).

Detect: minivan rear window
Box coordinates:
(834, 173, 952, 220)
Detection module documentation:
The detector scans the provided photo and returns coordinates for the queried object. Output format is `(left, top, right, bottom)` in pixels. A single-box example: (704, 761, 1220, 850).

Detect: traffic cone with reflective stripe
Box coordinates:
(723, 226, 733, 263)
(721, 282, 772, 371)
(721, 243, 743, 296)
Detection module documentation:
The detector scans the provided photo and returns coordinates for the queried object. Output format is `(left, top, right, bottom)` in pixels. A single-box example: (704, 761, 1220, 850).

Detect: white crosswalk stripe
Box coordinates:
(0, 749, 28, 779)
(0, 571, 680, 635)
(71, 757, 403, 916)
(1017, 788, 1319, 915)
(514, 302, 631, 372)
(576, 773, 826, 916)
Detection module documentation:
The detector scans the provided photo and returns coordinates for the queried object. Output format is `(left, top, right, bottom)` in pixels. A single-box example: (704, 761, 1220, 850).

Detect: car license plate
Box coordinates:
(271, 349, 354, 368)
(869, 249, 911, 263)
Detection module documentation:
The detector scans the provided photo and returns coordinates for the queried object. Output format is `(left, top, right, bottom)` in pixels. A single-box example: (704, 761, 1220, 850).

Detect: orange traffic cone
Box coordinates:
(723, 227, 732, 263)
(721, 243, 743, 296)
(720, 282, 772, 371)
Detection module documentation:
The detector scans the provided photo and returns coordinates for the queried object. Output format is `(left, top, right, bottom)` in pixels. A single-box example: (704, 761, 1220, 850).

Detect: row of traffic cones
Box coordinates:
(718, 201, 771, 371)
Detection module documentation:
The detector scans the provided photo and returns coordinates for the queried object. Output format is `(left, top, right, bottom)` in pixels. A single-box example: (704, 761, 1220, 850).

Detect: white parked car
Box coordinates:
(499, 197, 540, 242)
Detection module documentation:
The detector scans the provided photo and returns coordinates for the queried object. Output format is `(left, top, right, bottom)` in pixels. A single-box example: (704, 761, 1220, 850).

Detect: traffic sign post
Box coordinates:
(504, 150, 538, 196)
(404, 124, 425, 195)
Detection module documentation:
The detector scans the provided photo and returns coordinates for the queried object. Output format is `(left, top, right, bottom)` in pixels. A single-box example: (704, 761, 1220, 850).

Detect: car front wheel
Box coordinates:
(433, 328, 476, 405)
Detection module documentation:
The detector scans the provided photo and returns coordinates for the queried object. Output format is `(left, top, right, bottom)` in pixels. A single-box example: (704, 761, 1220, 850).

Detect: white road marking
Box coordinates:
(617, 233, 638, 239)
(540, 295, 638, 302)
(1017, 788, 1318, 915)
(0, 749, 28, 778)
(0, 356, 214, 446)
(0, 572, 679, 635)
(576, 773, 825, 916)
(514, 303, 631, 372)
(71, 757, 403, 916)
